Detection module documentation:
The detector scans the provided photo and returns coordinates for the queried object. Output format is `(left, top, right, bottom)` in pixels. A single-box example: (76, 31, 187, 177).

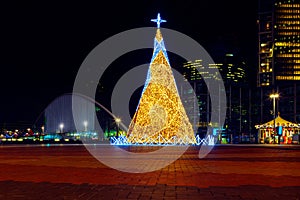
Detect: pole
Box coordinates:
(273, 97, 276, 144)
(116, 124, 119, 137)
(239, 87, 242, 139)
(219, 83, 221, 143)
(194, 82, 197, 135)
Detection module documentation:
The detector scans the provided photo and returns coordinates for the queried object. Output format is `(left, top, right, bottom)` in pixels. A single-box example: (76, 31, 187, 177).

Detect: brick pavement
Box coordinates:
(1, 181, 300, 199)
(0, 144, 300, 199)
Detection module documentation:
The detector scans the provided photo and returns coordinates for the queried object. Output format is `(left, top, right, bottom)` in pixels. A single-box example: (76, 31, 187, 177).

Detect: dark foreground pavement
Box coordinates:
(1, 180, 300, 200)
(0, 144, 300, 199)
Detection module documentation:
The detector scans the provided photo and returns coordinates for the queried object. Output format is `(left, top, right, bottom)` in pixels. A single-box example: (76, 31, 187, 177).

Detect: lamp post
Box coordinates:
(83, 121, 88, 132)
(41, 126, 44, 135)
(270, 93, 279, 144)
(59, 123, 64, 134)
(115, 118, 121, 137)
(41, 126, 45, 140)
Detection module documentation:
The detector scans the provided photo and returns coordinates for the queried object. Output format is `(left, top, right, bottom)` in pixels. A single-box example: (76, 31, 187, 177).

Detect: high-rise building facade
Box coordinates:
(257, 0, 300, 123)
(182, 54, 250, 143)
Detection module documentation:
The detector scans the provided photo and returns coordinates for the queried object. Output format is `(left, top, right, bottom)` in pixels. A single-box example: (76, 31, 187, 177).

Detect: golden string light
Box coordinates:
(127, 28, 196, 144)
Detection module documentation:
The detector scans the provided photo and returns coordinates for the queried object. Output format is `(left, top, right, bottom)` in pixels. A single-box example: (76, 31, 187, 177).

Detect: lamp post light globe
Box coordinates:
(115, 118, 121, 124)
(270, 94, 279, 99)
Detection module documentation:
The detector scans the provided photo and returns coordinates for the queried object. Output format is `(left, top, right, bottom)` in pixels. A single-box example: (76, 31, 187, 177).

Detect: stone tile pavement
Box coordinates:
(0, 144, 300, 199)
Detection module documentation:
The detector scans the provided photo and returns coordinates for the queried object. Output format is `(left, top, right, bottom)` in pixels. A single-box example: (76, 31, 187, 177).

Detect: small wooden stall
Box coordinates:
(255, 115, 300, 144)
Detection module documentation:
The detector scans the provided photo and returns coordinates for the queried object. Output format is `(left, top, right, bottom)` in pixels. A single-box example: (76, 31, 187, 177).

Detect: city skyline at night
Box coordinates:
(1, 2, 300, 198)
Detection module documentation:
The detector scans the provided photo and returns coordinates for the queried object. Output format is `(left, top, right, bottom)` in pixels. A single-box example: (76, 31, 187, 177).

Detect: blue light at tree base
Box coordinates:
(110, 135, 215, 146)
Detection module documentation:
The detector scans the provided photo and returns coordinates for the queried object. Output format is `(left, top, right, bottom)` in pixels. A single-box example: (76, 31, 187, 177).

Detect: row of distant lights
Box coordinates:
(58, 120, 89, 132)
(13, 127, 43, 133)
(14, 118, 118, 134)
(58, 118, 122, 130)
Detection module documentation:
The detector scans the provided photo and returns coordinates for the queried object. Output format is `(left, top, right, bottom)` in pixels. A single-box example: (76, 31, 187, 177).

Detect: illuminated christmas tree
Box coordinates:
(127, 13, 196, 144)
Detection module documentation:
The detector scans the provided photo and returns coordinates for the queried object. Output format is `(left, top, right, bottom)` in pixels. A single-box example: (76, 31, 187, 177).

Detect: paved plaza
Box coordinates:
(0, 144, 300, 199)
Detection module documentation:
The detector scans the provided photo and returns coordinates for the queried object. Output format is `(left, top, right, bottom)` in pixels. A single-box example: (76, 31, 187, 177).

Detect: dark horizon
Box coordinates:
(0, 1, 258, 129)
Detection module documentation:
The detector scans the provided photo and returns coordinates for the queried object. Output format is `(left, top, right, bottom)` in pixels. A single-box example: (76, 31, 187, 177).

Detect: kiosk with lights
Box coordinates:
(255, 114, 300, 144)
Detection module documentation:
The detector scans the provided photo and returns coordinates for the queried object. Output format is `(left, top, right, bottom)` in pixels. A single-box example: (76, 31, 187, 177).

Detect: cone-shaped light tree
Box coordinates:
(127, 13, 196, 144)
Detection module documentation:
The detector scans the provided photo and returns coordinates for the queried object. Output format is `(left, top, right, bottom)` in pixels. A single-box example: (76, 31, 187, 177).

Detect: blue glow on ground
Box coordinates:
(110, 135, 215, 146)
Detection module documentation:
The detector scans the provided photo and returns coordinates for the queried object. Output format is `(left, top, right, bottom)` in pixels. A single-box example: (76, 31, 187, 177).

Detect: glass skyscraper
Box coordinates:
(258, 0, 300, 122)
(182, 54, 250, 143)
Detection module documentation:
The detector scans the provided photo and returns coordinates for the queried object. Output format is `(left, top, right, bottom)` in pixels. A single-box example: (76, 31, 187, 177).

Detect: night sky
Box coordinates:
(0, 1, 258, 129)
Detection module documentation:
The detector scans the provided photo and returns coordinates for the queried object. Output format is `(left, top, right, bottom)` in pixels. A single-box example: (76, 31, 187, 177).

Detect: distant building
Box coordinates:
(182, 53, 251, 143)
(257, 0, 300, 123)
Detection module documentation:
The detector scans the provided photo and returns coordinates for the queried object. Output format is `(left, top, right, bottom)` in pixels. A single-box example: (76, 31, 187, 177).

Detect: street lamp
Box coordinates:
(270, 93, 279, 144)
(59, 123, 64, 133)
(83, 121, 88, 132)
(41, 126, 44, 134)
(41, 126, 45, 140)
(27, 128, 31, 136)
(115, 118, 121, 137)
